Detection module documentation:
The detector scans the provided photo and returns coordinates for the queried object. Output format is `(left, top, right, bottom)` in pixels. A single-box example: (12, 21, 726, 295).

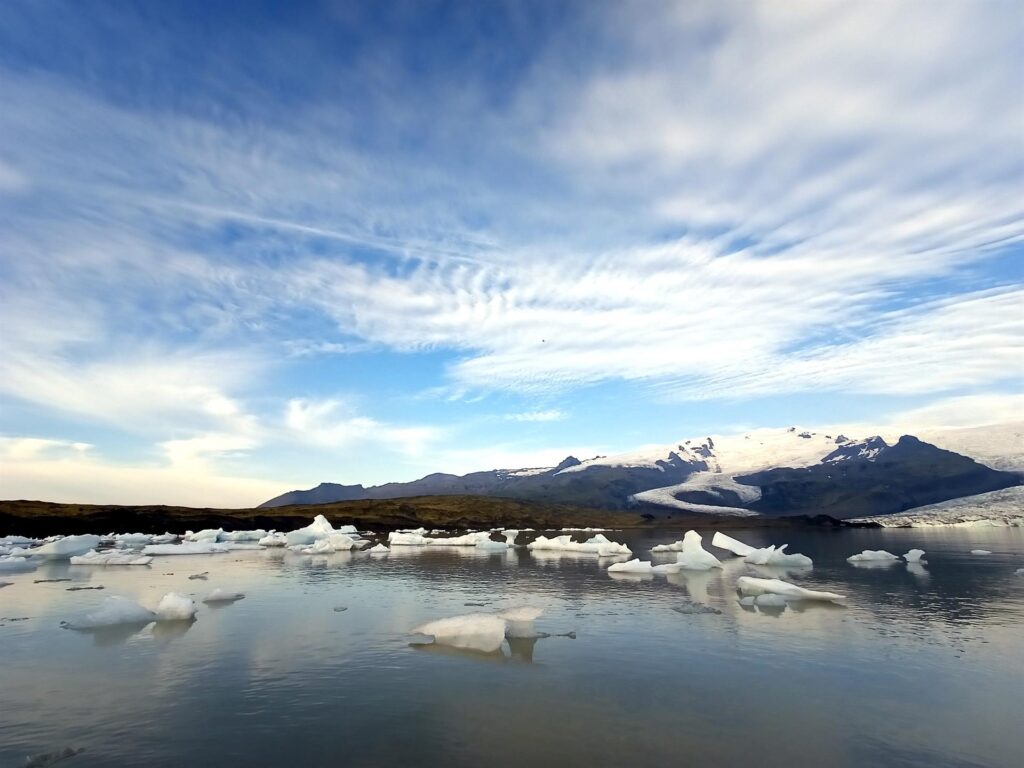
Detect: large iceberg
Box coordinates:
(527, 533, 631, 557)
(736, 576, 845, 604)
(32, 534, 102, 560)
(142, 542, 231, 556)
(847, 550, 900, 563)
(285, 515, 337, 546)
(70, 550, 153, 566)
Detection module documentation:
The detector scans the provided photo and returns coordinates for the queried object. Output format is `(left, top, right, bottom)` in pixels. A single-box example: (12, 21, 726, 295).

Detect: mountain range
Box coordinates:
(260, 422, 1023, 520)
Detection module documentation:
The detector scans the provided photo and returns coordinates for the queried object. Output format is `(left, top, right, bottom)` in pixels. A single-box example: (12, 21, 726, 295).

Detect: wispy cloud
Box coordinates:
(505, 409, 567, 423)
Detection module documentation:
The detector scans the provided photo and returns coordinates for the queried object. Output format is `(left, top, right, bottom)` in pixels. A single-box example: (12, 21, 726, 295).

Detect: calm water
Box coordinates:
(1, 526, 1022, 768)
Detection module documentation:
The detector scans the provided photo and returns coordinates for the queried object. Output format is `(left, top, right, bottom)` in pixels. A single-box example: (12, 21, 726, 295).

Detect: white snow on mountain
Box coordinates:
(898, 422, 1024, 473)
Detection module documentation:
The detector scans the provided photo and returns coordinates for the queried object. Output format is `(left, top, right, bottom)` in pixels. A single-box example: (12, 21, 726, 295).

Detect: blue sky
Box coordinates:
(1, 0, 1021, 506)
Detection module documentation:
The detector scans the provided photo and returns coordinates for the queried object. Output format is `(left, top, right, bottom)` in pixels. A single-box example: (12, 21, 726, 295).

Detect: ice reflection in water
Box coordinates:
(0, 526, 1021, 768)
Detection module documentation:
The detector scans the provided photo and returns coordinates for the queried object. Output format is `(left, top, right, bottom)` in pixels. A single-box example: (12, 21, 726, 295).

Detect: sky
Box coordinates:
(0, 0, 1021, 507)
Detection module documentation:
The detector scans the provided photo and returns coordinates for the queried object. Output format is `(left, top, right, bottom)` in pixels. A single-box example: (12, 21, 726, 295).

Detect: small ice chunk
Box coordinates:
(674, 531, 723, 571)
(903, 549, 926, 563)
(736, 576, 845, 603)
(527, 533, 631, 557)
(258, 532, 288, 547)
(1015, 568, 1024, 576)
(607, 559, 654, 574)
(652, 562, 683, 575)
(496, 605, 545, 638)
(411, 613, 508, 652)
(142, 542, 230, 555)
(475, 538, 510, 551)
(113, 533, 153, 546)
(847, 550, 900, 563)
(69, 550, 153, 566)
(501, 529, 520, 545)
(155, 592, 198, 621)
(202, 588, 245, 603)
(970, 549, 992, 555)
(32, 535, 102, 560)
(367, 543, 389, 554)
(738, 596, 756, 606)
(61, 596, 156, 629)
(711, 532, 757, 557)
(754, 594, 789, 607)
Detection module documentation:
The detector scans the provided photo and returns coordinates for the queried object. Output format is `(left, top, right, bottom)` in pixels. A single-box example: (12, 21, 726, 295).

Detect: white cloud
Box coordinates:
(284, 398, 439, 456)
(505, 409, 567, 423)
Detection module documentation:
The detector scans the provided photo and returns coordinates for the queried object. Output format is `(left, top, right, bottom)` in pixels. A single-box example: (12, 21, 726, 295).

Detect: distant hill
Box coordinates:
(261, 424, 1023, 520)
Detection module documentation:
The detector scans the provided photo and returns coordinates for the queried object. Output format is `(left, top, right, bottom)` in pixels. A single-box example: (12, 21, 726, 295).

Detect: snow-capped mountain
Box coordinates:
(261, 423, 1022, 520)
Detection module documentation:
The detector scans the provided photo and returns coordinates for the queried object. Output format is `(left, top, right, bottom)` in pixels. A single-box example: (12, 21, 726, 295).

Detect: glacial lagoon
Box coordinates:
(2, 526, 1022, 768)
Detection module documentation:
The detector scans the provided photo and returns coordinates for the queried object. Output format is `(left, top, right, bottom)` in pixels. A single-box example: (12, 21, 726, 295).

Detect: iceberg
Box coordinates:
(112, 533, 153, 546)
(754, 593, 789, 608)
(0, 555, 36, 573)
(501, 529, 520, 546)
(151, 533, 178, 544)
(388, 531, 499, 548)
(496, 605, 545, 638)
(202, 588, 245, 603)
(155, 592, 198, 621)
(299, 534, 362, 554)
(69, 550, 153, 566)
(736, 576, 845, 603)
(285, 515, 339, 546)
(652, 562, 684, 575)
(847, 550, 900, 563)
(411, 613, 508, 653)
(258, 532, 288, 547)
(61, 596, 156, 629)
(970, 549, 993, 555)
(141, 542, 230, 556)
(222, 529, 267, 542)
(527, 533, 631, 557)
(183, 528, 224, 543)
(673, 531, 723, 571)
(0, 536, 37, 547)
(32, 535, 102, 560)
(367, 543, 389, 554)
(607, 559, 654, 574)
(903, 549, 926, 563)
(710, 532, 757, 557)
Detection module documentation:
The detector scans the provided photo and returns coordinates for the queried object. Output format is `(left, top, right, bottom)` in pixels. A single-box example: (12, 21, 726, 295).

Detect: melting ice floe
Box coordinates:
(736, 576, 845, 604)
(31, 535, 102, 560)
(709, 532, 813, 567)
(69, 550, 153, 566)
(527, 533, 631, 557)
(388, 530, 515, 550)
(970, 549, 993, 555)
(142, 542, 231, 556)
(903, 549, 926, 563)
(607, 559, 654, 575)
(411, 606, 545, 652)
(62, 592, 198, 629)
(847, 550, 900, 564)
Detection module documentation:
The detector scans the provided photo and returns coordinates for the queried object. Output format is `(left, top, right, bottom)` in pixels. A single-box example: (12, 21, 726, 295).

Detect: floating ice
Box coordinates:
(0, 555, 36, 573)
(367, 543, 389, 554)
(155, 592, 198, 621)
(69, 550, 153, 566)
(559, 527, 608, 532)
(847, 550, 900, 563)
(970, 549, 993, 555)
(61, 596, 156, 629)
(0, 536, 37, 547)
(183, 528, 224, 543)
(527, 533, 631, 557)
(222, 529, 267, 542)
(112, 533, 153, 546)
(738, 596, 757, 606)
(298, 533, 362, 554)
(652, 562, 683, 575)
(501, 529, 520, 545)
(607, 559, 654, 574)
(710, 532, 757, 557)
(285, 515, 338, 546)
(736, 576, 845, 603)
(388, 531, 498, 548)
(742, 544, 813, 568)
(151, 533, 177, 544)
(258, 532, 288, 547)
(754, 594, 789, 608)
(496, 605, 545, 638)
(32, 535, 102, 560)
(903, 549, 926, 563)
(141, 542, 230, 556)
(673, 531, 723, 571)
(203, 588, 245, 603)
(223, 543, 264, 551)
(411, 613, 508, 652)
(1015, 568, 1024, 576)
